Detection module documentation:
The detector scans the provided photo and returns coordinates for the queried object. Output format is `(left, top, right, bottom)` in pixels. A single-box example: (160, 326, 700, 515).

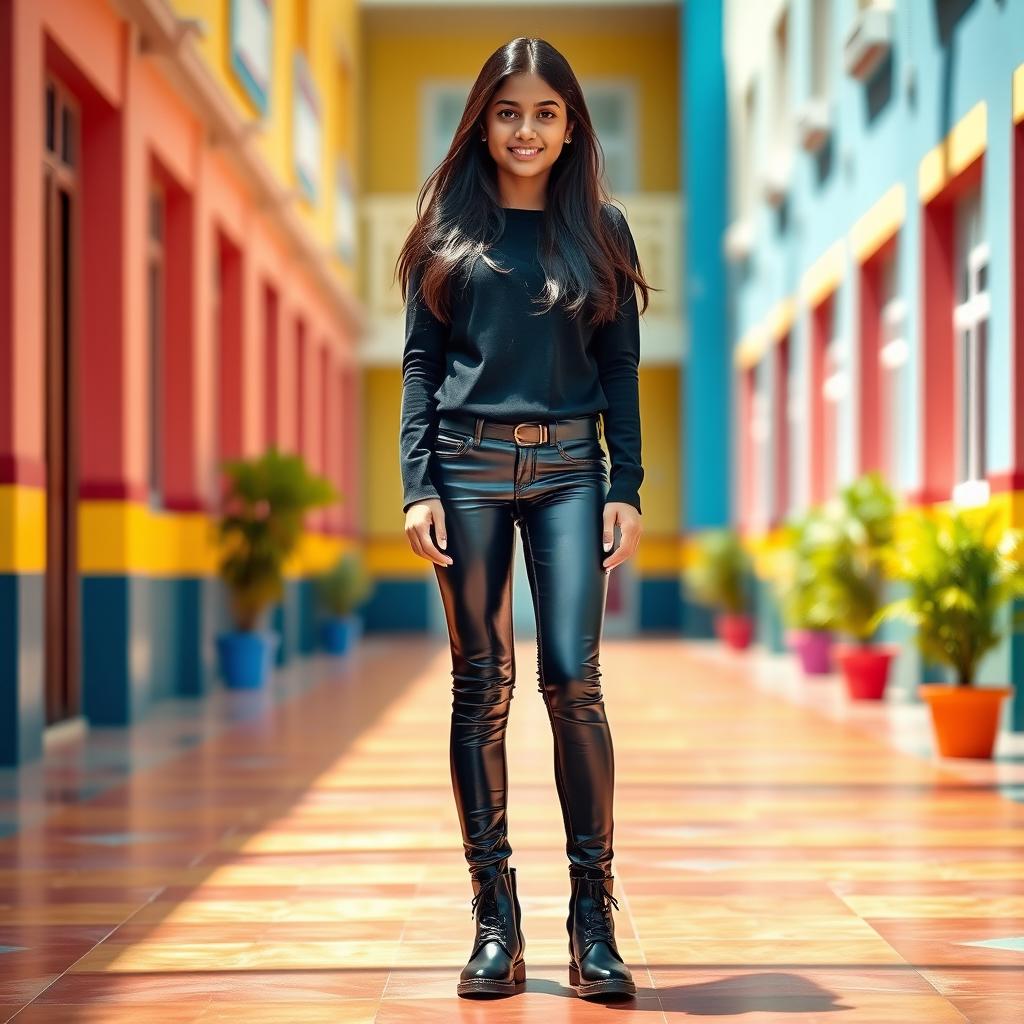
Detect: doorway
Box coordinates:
(42, 76, 81, 726)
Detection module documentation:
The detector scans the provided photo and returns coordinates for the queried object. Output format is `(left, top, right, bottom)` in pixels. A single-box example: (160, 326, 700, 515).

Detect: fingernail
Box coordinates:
(439, 537, 447, 548)
(603, 540, 611, 551)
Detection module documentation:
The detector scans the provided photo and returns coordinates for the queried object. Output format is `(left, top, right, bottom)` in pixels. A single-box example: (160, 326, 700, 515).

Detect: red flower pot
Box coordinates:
(834, 642, 899, 700)
(716, 612, 753, 650)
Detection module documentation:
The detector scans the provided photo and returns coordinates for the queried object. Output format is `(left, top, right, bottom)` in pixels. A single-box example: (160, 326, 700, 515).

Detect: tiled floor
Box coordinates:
(2, 636, 1023, 1022)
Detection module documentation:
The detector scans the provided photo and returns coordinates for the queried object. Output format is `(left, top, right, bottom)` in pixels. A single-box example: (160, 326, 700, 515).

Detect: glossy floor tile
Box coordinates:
(2, 637, 1023, 1022)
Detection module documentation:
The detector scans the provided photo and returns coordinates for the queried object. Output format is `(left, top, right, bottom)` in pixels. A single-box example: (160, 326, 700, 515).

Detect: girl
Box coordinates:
(397, 36, 650, 1001)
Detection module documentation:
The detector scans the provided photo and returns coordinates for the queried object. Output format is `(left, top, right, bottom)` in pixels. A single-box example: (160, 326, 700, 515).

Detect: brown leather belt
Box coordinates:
(437, 411, 602, 447)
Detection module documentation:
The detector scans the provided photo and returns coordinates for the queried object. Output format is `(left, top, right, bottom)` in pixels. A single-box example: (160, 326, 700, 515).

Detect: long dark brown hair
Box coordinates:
(396, 37, 654, 328)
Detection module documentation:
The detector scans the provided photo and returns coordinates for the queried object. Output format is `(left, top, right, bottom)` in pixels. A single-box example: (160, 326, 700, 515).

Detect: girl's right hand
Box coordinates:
(405, 498, 454, 567)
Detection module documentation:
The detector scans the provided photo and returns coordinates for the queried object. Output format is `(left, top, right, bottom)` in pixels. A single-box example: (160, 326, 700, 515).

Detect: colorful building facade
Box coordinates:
(1, 0, 693, 768)
(0, 0, 363, 765)
(720, 0, 1024, 724)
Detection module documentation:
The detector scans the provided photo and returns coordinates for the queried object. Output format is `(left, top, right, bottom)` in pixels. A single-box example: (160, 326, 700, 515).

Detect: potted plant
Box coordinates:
(808, 472, 900, 699)
(215, 447, 337, 688)
(771, 507, 836, 676)
(873, 505, 1024, 758)
(683, 527, 754, 650)
(317, 550, 374, 655)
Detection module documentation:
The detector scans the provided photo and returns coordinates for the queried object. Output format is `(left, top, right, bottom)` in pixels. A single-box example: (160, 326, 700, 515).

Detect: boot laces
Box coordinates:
(581, 876, 620, 946)
(470, 872, 508, 942)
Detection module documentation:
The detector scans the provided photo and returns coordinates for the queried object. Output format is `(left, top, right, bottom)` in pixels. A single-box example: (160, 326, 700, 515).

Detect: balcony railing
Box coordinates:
(360, 192, 683, 362)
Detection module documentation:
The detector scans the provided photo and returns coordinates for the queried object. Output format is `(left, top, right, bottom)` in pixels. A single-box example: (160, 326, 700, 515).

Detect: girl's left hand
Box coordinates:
(602, 502, 643, 572)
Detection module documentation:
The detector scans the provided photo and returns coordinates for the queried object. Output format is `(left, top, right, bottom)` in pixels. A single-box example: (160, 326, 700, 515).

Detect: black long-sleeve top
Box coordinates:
(399, 202, 644, 514)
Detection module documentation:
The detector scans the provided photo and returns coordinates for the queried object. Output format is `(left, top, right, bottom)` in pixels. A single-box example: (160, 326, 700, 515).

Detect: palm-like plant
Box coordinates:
(807, 472, 897, 643)
(217, 447, 338, 631)
(683, 527, 751, 614)
(771, 507, 837, 631)
(317, 550, 374, 617)
(873, 506, 1024, 685)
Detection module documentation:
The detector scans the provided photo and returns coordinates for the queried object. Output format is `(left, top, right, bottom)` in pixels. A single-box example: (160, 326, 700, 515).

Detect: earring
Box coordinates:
(565, 136, 572, 143)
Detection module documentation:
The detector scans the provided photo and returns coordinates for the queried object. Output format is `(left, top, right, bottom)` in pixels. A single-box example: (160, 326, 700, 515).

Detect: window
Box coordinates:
(210, 246, 222, 506)
(953, 186, 989, 494)
(809, 295, 840, 503)
(772, 8, 792, 150)
(421, 79, 637, 195)
(809, 0, 832, 100)
(739, 79, 759, 218)
(421, 82, 471, 185)
(1014, 116, 1024, 487)
(263, 282, 279, 449)
(737, 364, 756, 527)
(580, 80, 637, 194)
(295, 317, 307, 456)
(750, 359, 772, 528)
(147, 184, 165, 505)
(878, 259, 907, 485)
(213, 231, 243, 506)
(773, 334, 792, 522)
(859, 239, 904, 485)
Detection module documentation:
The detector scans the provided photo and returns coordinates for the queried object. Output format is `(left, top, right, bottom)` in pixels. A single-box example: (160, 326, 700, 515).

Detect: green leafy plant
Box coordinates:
(216, 447, 338, 631)
(873, 505, 1024, 686)
(770, 506, 838, 631)
(317, 550, 375, 617)
(806, 472, 898, 643)
(683, 527, 751, 614)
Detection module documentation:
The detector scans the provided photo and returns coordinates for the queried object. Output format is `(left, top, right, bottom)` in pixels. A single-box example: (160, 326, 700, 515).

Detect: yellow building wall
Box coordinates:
(364, 30, 678, 193)
(363, 26, 680, 550)
(364, 366, 406, 543)
(169, 0, 360, 279)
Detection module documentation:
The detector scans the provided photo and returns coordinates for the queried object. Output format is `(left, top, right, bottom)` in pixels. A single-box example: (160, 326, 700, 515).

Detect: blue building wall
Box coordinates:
(733, 0, 1022, 497)
(720, 0, 1024, 724)
(682, 0, 732, 637)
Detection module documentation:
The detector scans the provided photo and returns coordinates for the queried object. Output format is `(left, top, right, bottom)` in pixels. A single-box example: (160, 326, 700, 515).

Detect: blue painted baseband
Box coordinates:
(680, 598, 717, 639)
(362, 578, 433, 632)
(638, 577, 683, 630)
(0, 573, 45, 767)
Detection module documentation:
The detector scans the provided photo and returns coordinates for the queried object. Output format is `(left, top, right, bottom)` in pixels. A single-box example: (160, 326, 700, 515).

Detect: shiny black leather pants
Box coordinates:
(430, 414, 617, 882)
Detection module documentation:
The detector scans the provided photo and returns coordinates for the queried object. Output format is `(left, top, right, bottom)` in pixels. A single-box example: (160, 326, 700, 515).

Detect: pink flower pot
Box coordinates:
(792, 629, 834, 676)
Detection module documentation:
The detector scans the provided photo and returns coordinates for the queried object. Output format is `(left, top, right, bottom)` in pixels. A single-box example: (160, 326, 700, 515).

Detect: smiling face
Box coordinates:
(482, 71, 575, 206)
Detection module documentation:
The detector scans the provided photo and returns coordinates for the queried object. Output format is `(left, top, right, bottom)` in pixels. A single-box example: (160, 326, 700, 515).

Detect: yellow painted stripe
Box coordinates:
(0, 485, 46, 573)
(767, 296, 796, 341)
(79, 502, 218, 576)
(919, 100, 987, 204)
(366, 537, 436, 575)
(1015, 63, 1024, 125)
(734, 322, 769, 369)
(850, 184, 905, 264)
(634, 535, 682, 573)
(75, 500, 347, 577)
(733, 297, 794, 369)
(799, 240, 845, 308)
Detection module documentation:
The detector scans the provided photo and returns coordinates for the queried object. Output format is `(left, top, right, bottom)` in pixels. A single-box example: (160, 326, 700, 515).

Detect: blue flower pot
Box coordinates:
(216, 630, 281, 689)
(320, 615, 359, 655)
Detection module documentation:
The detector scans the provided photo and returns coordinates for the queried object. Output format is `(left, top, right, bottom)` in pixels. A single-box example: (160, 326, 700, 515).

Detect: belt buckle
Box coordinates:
(513, 422, 547, 446)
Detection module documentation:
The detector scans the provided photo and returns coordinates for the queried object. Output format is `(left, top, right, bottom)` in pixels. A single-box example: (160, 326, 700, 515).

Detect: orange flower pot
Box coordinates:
(918, 684, 1013, 759)
(715, 612, 753, 650)
(834, 642, 899, 700)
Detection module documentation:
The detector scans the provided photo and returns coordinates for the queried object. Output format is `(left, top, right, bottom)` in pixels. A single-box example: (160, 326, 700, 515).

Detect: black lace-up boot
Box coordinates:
(566, 872, 636, 998)
(457, 864, 526, 997)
